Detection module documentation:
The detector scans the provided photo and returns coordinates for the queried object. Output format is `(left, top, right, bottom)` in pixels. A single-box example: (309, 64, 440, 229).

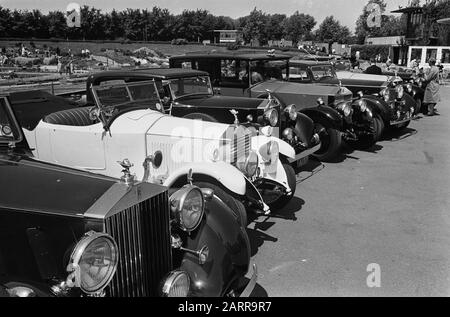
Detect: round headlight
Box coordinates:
(358, 100, 367, 112)
(170, 186, 205, 232)
(282, 127, 294, 141)
(161, 270, 190, 297)
(242, 150, 258, 177)
(337, 102, 352, 117)
(67, 231, 118, 295)
(396, 85, 404, 99)
(406, 83, 413, 93)
(284, 104, 297, 121)
(264, 108, 278, 126)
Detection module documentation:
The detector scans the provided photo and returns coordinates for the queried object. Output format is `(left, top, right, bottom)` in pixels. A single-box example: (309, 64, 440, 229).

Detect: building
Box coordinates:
(211, 30, 243, 44)
(392, 4, 450, 46)
(364, 36, 408, 65)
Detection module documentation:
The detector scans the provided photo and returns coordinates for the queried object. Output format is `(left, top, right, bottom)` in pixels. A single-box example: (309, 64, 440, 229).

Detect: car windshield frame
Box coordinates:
(0, 96, 23, 146)
(166, 75, 214, 99)
(90, 79, 162, 111)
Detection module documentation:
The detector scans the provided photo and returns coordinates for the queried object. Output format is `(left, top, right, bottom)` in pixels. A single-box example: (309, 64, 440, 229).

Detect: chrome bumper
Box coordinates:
(287, 142, 321, 163)
(240, 264, 258, 297)
(390, 113, 416, 126)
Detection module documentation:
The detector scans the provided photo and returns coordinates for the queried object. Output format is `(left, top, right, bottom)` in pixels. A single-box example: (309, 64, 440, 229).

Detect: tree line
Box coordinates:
(2, 1, 438, 45)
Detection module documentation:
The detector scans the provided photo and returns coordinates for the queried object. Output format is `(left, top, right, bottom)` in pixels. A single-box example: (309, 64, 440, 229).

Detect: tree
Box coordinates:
(240, 8, 269, 45)
(284, 11, 316, 44)
(316, 16, 350, 45)
(266, 14, 287, 41)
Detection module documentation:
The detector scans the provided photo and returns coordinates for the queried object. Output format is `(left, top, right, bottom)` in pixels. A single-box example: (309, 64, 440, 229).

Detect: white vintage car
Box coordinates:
(14, 80, 297, 222)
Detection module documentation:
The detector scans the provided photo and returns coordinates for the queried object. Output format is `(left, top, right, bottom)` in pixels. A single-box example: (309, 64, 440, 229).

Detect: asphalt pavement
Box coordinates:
(248, 85, 450, 297)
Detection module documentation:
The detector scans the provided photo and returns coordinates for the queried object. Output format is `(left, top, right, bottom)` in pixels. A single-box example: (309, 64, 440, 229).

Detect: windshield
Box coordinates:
(310, 65, 337, 80)
(167, 76, 213, 99)
(0, 97, 22, 144)
(248, 60, 287, 84)
(92, 80, 161, 109)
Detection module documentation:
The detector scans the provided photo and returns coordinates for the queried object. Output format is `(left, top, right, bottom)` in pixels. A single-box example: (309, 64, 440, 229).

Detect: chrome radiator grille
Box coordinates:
(105, 192, 172, 297)
(221, 126, 252, 164)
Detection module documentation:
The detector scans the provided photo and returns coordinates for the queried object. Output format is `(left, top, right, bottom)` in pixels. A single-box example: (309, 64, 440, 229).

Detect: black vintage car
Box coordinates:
(0, 93, 256, 297)
(169, 51, 348, 162)
(81, 69, 321, 168)
(286, 61, 417, 140)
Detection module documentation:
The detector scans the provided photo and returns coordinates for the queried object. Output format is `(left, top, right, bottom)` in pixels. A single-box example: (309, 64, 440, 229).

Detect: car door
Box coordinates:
(36, 121, 107, 171)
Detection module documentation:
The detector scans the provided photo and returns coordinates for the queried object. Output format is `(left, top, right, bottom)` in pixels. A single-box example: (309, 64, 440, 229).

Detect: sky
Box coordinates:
(0, 0, 412, 31)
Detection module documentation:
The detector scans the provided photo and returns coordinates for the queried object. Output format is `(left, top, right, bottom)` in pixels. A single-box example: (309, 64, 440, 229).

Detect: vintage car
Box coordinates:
(77, 69, 322, 170)
(0, 93, 256, 297)
(10, 82, 296, 218)
(169, 51, 349, 162)
(285, 60, 384, 148)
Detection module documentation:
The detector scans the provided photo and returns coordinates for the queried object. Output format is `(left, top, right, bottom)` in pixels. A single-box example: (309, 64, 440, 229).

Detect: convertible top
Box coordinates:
(8, 90, 78, 131)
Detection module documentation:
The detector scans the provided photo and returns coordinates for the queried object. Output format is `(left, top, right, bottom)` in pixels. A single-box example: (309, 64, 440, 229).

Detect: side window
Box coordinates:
(220, 59, 239, 81)
(441, 49, 450, 64)
(288, 66, 309, 81)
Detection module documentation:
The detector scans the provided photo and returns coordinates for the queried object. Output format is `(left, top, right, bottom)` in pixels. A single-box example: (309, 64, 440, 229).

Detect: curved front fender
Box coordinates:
(179, 195, 251, 296)
(360, 95, 391, 122)
(301, 105, 344, 131)
(163, 161, 246, 196)
(251, 135, 295, 159)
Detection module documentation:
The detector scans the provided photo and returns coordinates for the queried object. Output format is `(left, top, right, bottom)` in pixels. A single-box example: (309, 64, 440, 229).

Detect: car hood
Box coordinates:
(252, 79, 343, 96)
(336, 71, 389, 87)
(0, 153, 116, 217)
(147, 113, 231, 140)
(174, 95, 268, 110)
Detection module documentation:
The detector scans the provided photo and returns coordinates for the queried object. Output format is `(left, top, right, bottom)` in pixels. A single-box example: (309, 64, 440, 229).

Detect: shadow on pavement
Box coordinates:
(384, 127, 418, 141)
(246, 196, 305, 256)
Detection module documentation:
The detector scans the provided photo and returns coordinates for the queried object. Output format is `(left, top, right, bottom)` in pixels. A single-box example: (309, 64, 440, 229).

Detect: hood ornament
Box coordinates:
(230, 109, 239, 125)
(117, 159, 135, 185)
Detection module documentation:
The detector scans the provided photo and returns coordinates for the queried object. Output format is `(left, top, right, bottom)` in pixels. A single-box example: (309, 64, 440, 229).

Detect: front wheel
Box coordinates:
(312, 123, 342, 162)
(346, 114, 383, 150)
(259, 163, 297, 211)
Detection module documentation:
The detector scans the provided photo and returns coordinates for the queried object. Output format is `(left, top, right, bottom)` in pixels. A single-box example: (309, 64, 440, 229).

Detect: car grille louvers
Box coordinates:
(221, 126, 252, 164)
(105, 191, 172, 297)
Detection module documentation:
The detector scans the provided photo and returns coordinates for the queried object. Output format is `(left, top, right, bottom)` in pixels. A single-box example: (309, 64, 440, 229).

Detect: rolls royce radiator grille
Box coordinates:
(221, 126, 252, 164)
(105, 192, 172, 297)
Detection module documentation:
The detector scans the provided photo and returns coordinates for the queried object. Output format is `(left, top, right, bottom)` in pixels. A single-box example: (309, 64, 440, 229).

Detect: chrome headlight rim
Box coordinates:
(161, 270, 191, 297)
(337, 102, 352, 117)
(282, 127, 295, 142)
(264, 108, 279, 127)
(284, 104, 298, 121)
(170, 185, 205, 232)
(357, 99, 368, 112)
(67, 231, 119, 295)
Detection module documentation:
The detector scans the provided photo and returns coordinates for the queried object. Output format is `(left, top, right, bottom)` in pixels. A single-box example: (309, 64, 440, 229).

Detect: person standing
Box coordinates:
(423, 58, 441, 116)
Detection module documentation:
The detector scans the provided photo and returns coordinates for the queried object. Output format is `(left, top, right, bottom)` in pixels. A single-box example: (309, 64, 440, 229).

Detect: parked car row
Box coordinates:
(0, 50, 425, 297)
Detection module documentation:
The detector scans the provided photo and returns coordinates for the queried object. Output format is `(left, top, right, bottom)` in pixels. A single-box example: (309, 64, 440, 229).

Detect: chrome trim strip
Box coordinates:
(240, 264, 257, 297)
(287, 142, 321, 163)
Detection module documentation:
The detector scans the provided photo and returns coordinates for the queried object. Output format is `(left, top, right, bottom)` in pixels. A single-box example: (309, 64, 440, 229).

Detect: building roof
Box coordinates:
(391, 6, 423, 14)
(437, 18, 450, 25)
